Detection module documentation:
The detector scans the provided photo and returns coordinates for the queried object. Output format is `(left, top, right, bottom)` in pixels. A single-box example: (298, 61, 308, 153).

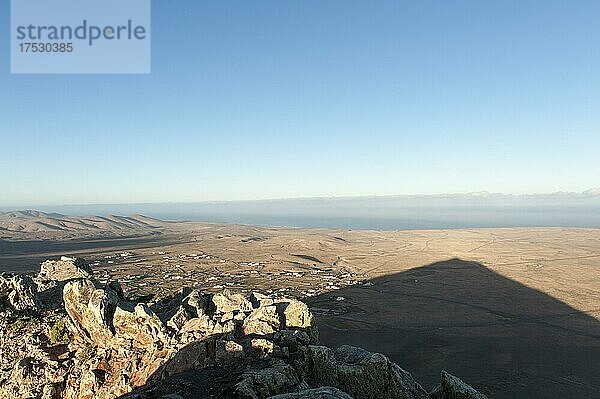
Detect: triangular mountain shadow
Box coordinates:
(307, 258, 600, 398)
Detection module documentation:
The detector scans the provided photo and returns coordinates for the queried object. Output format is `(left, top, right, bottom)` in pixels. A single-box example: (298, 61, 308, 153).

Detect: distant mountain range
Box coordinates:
(307, 188, 600, 201)
(448, 188, 600, 199)
(0, 210, 164, 233)
(1, 188, 599, 231)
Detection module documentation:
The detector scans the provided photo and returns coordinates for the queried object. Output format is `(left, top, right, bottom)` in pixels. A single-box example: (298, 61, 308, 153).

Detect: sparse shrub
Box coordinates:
(6, 318, 28, 334)
(76, 345, 93, 362)
(49, 317, 70, 345)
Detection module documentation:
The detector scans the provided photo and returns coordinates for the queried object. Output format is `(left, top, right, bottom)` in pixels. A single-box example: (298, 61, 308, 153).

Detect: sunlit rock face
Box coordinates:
(40, 257, 94, 282)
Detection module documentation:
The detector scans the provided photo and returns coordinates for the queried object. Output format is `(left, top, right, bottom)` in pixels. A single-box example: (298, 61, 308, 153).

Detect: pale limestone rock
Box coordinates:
(180, 315, 211, 334)
(211, 290, 253, 313)
(182, 289, 208, 316)
(280, 300, 314, 329)
(112, 303, 167, 347)
(41, 383, 62, 399)
(63, 279, 117, 344)
(0, 256, 486, 399)
(221, 311, 235, 323)
(234, 311, 247, 321)
(39, 257, 93, 282)
(167, 305, 192, 332)
(250, 291, 276, 308)
(247, 338, 278, 358)
(243, 305, 281, 336)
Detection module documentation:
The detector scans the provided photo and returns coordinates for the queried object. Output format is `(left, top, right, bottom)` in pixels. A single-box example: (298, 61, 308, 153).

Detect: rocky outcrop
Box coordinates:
(212, 291, 253, 314)
(0, 257, 487, 399)
(298, 345, 431, 399)
(35, 257, 95, 310)
(39, 257, 93, 282)
(0, 274, 38, 311)
(429, 371, 488, 399)
(243, 305, 281, 336)
(62, 278, 118, 344)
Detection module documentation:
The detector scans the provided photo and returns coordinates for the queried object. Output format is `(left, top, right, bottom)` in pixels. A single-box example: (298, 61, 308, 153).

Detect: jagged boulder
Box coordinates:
(251, 292, 276, 308)
(35, 257, 95, 310)
(179, 314, 212, 334)
(429, 371, 488, 399)
(335, 345, 430, 399)
(279, 300, 313, 329)
(246, 338, 283, 359)
(243, 305, 281, 336)
(112, 303, 168, 347)
(184, 289, 209, 315)
(300, 345, 430, 399)
(273, 330, 310, 352)
(63, 278, 118, 344)
(152, 288, 208, 332)
(0, 306, 71, 399)
(166, 305, 193, 331)
(235, 360, 307, 398)
(299, 345, 339, 387)
(39, 256, 93, 282)
(0, 274, 38, 311)
(212, 290, 253, 314)
(154, 340, 207, 381)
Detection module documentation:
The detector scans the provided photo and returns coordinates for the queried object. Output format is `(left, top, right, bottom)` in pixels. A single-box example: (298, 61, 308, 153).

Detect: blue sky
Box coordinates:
(1, 1, 599, 206)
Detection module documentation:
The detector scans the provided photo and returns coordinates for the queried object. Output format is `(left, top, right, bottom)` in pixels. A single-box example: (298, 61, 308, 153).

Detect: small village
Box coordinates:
(92, 247, 372, 311)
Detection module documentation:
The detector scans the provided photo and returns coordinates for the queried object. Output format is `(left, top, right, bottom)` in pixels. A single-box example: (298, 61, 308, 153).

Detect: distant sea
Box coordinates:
(22, 194, 600, 230)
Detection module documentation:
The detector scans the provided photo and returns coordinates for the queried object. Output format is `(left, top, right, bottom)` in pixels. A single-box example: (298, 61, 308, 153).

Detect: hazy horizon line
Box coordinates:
(2, 187, 600, 210)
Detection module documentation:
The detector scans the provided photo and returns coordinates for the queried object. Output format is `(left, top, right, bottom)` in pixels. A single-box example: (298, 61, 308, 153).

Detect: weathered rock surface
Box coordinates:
(39, 257, 93, 282)
(299, 345, 430, 399)
(429, 371, 488, 399)
(63, 278, 117, 344)
(0, 274, 38, 311)
(35, 257, 95, 310)
(279, 300, 313, 329)
(235, 359, 307, 398)
(243, 305, 281, 336)
(0, 257, 487, 399)
(266, 387, 353, 399)
(212, 290, 253, 314)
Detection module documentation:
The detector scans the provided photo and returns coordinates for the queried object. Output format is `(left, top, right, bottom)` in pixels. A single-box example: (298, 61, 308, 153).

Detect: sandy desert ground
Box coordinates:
(1, 211, 599, 398)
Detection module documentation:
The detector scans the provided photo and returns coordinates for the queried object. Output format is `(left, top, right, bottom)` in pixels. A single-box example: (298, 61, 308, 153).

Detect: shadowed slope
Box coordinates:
(308, 259, 600, 398)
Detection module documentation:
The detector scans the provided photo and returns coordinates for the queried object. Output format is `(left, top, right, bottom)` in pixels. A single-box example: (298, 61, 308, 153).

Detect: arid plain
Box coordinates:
(1, 211, 599, 398)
